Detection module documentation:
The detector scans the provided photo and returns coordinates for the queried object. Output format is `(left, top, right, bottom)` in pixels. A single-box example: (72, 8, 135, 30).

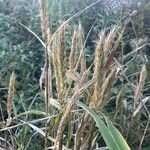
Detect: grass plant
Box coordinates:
(0, 0, 149, 150)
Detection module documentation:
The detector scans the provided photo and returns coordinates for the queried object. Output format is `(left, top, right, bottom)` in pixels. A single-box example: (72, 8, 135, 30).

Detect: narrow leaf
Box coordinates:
(105, 118, 131, 150)
(76, 100, 120, 150)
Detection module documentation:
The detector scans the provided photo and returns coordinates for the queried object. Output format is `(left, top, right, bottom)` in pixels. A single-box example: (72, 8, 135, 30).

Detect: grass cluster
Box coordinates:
(0, 0, 150, 150)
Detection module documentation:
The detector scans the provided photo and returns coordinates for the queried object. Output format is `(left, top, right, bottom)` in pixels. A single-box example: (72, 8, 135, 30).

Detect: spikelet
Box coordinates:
(134, 65, 147, 109)
(58, 25, 66, 67)
(7, 72, 16, 119)
(92, 31, 105, 108)
(47, 28, 53, 99)
(39, 0, 49, 40)
(69, 30, 78, 70)
(96, 67, 116, 111)
(52, 26, 67, 102)
(104, 27, 117, 55)
(103, 27, 119, 75)
(75, 23, 86, 72)
(78, 23, 86, 73)
(59, 26, 67, 101)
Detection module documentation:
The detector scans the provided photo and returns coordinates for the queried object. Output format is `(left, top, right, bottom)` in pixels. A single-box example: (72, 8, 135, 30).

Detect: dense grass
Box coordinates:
(0, 0, 150, 150)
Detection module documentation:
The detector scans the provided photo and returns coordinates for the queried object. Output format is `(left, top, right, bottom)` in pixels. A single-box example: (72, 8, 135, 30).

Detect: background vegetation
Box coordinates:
(0, 0, 150, 150)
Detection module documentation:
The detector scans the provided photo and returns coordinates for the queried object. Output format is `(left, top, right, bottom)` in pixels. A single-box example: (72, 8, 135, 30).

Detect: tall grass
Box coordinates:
(38, 1, 130, 149)
(35, 1, 128, 149)
(0, 0, 149, 150)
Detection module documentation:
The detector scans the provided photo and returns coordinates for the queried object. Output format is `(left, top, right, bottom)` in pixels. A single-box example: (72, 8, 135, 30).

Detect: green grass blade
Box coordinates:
(105, 118, 131, 150)
(76, 100, 120, 150)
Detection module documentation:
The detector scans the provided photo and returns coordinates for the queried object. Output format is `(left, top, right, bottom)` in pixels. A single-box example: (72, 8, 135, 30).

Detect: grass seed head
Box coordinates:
(134, 65, 147, 108)
(7, 72, 16, 118)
